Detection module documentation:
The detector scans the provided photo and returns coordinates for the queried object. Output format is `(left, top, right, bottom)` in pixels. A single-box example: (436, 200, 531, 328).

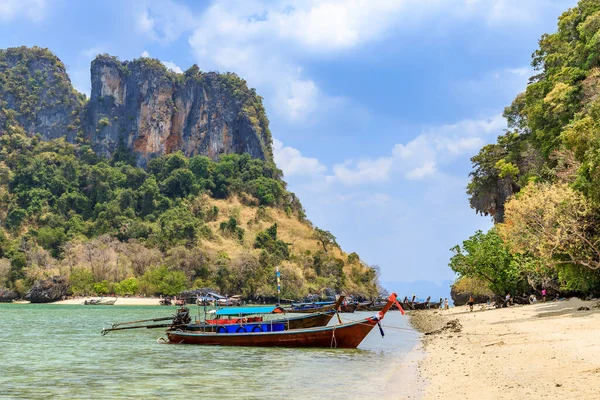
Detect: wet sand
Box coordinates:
(409, 298, 600, 399)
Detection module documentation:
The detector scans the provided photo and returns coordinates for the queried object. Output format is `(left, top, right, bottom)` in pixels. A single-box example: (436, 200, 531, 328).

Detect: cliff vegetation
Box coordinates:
(453, 0, 600, 298)
(0, 47, 379, 300)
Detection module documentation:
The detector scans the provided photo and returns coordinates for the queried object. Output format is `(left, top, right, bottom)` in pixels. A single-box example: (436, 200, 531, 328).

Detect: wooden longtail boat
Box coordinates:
(339, 302, 357, 313)
(285, 302, 335, 314)
(355, 301, 373, 311)
(101, 297, 343, 335)
(164, 293, 399, 348)
(84, 297, 117, 305)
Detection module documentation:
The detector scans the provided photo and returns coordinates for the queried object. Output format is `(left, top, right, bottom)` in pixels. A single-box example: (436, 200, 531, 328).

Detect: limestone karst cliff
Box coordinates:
(0, 46, 85, 142)
(0, 47, 273, 166)
(84, 55, 272, 166)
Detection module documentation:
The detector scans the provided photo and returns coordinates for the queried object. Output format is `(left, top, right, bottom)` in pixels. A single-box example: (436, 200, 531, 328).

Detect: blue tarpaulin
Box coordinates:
(214, 306, 282, 316)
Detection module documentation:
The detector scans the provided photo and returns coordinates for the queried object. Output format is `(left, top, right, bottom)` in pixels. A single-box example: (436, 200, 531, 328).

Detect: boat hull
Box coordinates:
(166, 318, 377, 348)
(339, 303, 357, 313)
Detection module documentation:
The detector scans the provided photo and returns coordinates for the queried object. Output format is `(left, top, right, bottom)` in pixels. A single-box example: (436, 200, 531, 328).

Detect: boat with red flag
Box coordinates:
(163, 293, 403, 348)
(101, 296, 344, 336)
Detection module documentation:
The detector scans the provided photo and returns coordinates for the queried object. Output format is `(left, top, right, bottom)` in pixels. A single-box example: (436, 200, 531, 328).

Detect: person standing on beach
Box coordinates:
(444, 298, 449, 310)
(468, 295, 474, 312)
(541, 288, 547, 303)
(505, 293, 512, 307)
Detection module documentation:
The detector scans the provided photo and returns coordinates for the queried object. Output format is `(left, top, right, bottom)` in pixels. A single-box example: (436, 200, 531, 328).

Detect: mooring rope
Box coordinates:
(330, 326, 337, 349)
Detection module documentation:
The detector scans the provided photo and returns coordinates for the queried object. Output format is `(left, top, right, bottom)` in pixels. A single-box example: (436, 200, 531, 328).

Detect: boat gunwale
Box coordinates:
(167, 317, 375, 339)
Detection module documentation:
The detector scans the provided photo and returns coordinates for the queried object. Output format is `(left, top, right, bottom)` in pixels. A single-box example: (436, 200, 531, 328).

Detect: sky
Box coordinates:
(0, 0, 579, 297)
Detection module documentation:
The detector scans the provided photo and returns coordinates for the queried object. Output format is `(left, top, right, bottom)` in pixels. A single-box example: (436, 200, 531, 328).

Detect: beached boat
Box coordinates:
(285, 300, 337, 314)
(84, 297, 117, 305)
(339, 301, 357, 313)
(159, 297, 172, 306)
(164, 293, 399, 348)
(355, 300, 373, 311)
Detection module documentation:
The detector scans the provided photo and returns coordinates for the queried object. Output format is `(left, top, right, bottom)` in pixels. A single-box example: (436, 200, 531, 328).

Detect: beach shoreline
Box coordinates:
(407, 298, 600, 399)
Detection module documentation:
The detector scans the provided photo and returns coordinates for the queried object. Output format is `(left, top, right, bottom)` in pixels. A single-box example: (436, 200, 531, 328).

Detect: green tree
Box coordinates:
(313, 227, 339, 254)
(449, 228, 525, 295)
(114, 277, 139, 296)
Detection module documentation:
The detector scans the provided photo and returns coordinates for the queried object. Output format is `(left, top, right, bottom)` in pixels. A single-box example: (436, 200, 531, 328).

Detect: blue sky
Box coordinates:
(0, 0, 578, 295)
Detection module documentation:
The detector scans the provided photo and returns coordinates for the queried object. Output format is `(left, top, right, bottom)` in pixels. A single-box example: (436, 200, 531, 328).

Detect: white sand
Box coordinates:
(409, 298, 600, 399)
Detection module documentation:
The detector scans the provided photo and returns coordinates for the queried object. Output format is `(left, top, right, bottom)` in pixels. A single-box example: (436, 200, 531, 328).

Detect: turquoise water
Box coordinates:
(0, 304, 419, 399)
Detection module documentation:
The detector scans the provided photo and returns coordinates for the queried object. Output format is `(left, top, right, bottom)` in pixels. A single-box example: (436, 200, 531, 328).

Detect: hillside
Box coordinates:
(452, 0, 600, 299)
(0, 47, 379, 301)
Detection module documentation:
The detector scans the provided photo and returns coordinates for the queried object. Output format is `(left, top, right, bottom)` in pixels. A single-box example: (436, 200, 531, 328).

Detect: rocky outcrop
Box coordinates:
(469, 176, 518, 223)
(450, 285, 491, 306)
(0, 46, 83, 141)
(24, 276, 68, 303)
(451, 289, 490, 306)
(1, 47, 273, 168)
(0, 288, 18, 302)
(84, 55, 272, 167)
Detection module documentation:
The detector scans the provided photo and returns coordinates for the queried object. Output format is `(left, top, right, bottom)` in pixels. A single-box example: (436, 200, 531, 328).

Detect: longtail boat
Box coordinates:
(84, 297, 117, 305)
(101, 296, 344, 335)
(339, 301, 357, 313)
(355, 301, 373, 311)
(163, 293, 400, 348)
(285, 300, 337, 314)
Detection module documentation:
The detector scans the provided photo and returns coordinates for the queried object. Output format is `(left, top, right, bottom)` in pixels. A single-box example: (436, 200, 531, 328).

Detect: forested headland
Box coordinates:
(0, 47, 380, 301)
(451, 0, 600, 300)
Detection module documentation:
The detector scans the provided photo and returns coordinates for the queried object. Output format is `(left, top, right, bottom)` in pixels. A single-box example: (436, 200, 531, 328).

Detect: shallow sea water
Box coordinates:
(0, 304, 420, 399)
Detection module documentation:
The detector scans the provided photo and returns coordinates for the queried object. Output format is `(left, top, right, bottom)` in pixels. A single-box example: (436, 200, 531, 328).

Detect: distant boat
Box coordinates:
(84, 297, 116, 305)
(164, 293, 399, 348)
(194, 292, 241, 306)
(285, 299, 337, 314)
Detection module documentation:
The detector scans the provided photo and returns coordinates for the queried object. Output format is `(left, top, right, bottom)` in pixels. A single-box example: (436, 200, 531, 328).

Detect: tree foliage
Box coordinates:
(500, 182, 600, 270)
(449, 228, 527, 295)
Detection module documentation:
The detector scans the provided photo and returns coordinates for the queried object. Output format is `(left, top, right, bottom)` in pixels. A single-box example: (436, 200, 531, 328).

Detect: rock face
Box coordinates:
(450, 286, 490, 306)
(0, 46, 84, 141)
(24, 276, 68, 303)
(0, 288, 18, 302)
(0, 47, 273, 167)
(84, 56, 272, 167)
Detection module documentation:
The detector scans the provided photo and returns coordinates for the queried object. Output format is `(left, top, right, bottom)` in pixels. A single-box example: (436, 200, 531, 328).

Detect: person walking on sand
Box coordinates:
(468, 295, 474, 312)
(541, 288, 547, 303)
(444, 298, 449, 310)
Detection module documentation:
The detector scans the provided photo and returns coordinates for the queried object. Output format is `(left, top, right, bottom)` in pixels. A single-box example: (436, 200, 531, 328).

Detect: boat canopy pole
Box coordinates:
(110, 316, 175, 328)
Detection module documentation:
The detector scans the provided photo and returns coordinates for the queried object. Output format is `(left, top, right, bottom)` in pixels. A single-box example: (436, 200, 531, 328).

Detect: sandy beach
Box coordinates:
(408, 299, 600, 400)
(52, 297, 163, 306)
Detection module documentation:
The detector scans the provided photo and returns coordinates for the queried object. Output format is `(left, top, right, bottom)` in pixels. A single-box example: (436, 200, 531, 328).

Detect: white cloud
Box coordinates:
(136, 0, 571, 122)
(0, 0, 46, 22)
(328, 114, 505, 184)
(332, 157, 394, 186)
(505, 67, 530, 77)
(137, 51, 183, 73)
(406, 161, 437, 180)
(161, 61, 183, 74)
(135, 1, 194, 44)
(273, 139, 327, 177)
